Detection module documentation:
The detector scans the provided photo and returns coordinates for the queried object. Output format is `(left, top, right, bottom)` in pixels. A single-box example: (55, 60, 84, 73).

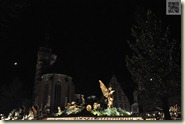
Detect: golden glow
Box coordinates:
(44, 117, 143, 120)
(86, 105, 92, 111)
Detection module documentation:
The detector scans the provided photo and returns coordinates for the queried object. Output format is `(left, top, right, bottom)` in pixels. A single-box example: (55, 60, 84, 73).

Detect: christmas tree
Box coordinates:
(126, 10, 181, 120)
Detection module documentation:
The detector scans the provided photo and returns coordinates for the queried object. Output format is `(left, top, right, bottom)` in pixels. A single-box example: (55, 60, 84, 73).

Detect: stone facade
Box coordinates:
(37, 73, 75, 112)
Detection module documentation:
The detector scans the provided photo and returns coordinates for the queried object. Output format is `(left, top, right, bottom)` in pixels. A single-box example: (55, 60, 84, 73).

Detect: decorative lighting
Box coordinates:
(44, 117, 143, 120)
(86, 105, 92, 111)
(14, 62, 18, 65)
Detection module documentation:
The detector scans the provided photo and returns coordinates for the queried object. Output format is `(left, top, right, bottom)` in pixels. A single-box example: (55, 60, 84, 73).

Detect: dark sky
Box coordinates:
(0, 0, 181, 103)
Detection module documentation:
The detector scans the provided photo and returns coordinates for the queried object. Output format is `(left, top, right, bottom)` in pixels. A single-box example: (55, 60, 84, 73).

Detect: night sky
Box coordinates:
(0, 0, 181, 103)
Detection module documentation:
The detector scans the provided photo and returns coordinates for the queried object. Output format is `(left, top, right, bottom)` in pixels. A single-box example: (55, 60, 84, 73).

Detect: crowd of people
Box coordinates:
(0, 105, 50, 120)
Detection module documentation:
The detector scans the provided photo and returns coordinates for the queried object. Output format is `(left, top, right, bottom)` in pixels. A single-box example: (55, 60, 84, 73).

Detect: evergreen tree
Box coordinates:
(126, 10, 181, 120)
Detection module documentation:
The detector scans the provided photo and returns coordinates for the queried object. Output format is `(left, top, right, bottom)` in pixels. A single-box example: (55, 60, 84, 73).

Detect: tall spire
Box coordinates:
(44, 17, 50, 43)
(33, 47, 57, 105)
(41, 0, 51, 47)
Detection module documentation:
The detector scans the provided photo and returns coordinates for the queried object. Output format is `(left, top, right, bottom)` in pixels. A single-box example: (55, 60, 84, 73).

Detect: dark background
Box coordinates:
(0, 0, 181, 104)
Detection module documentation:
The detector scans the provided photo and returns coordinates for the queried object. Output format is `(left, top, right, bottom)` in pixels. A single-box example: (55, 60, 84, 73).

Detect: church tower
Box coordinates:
(33, 47, 57, 105)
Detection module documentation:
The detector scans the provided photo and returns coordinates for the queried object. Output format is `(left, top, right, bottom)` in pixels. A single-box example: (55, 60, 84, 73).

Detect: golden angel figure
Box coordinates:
(99, 80, 115, 108)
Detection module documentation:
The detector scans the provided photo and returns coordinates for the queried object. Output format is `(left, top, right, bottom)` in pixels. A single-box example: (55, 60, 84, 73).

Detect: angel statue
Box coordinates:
(99, 80, 115, 108)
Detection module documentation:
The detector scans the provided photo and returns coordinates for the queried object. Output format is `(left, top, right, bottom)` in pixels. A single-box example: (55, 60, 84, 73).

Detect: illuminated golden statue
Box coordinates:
(93, 102, 100, 110)
(99, 80, 115, 108)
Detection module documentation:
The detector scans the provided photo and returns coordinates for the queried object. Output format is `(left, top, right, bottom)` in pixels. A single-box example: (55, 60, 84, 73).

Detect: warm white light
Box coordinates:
(14, 62, 18, 65)
(44, 117, 143, 120)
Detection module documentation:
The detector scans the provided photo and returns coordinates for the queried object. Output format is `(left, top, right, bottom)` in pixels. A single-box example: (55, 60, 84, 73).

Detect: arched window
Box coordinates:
(43, 83, 49, 105)
(54, 83, 61, 108)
